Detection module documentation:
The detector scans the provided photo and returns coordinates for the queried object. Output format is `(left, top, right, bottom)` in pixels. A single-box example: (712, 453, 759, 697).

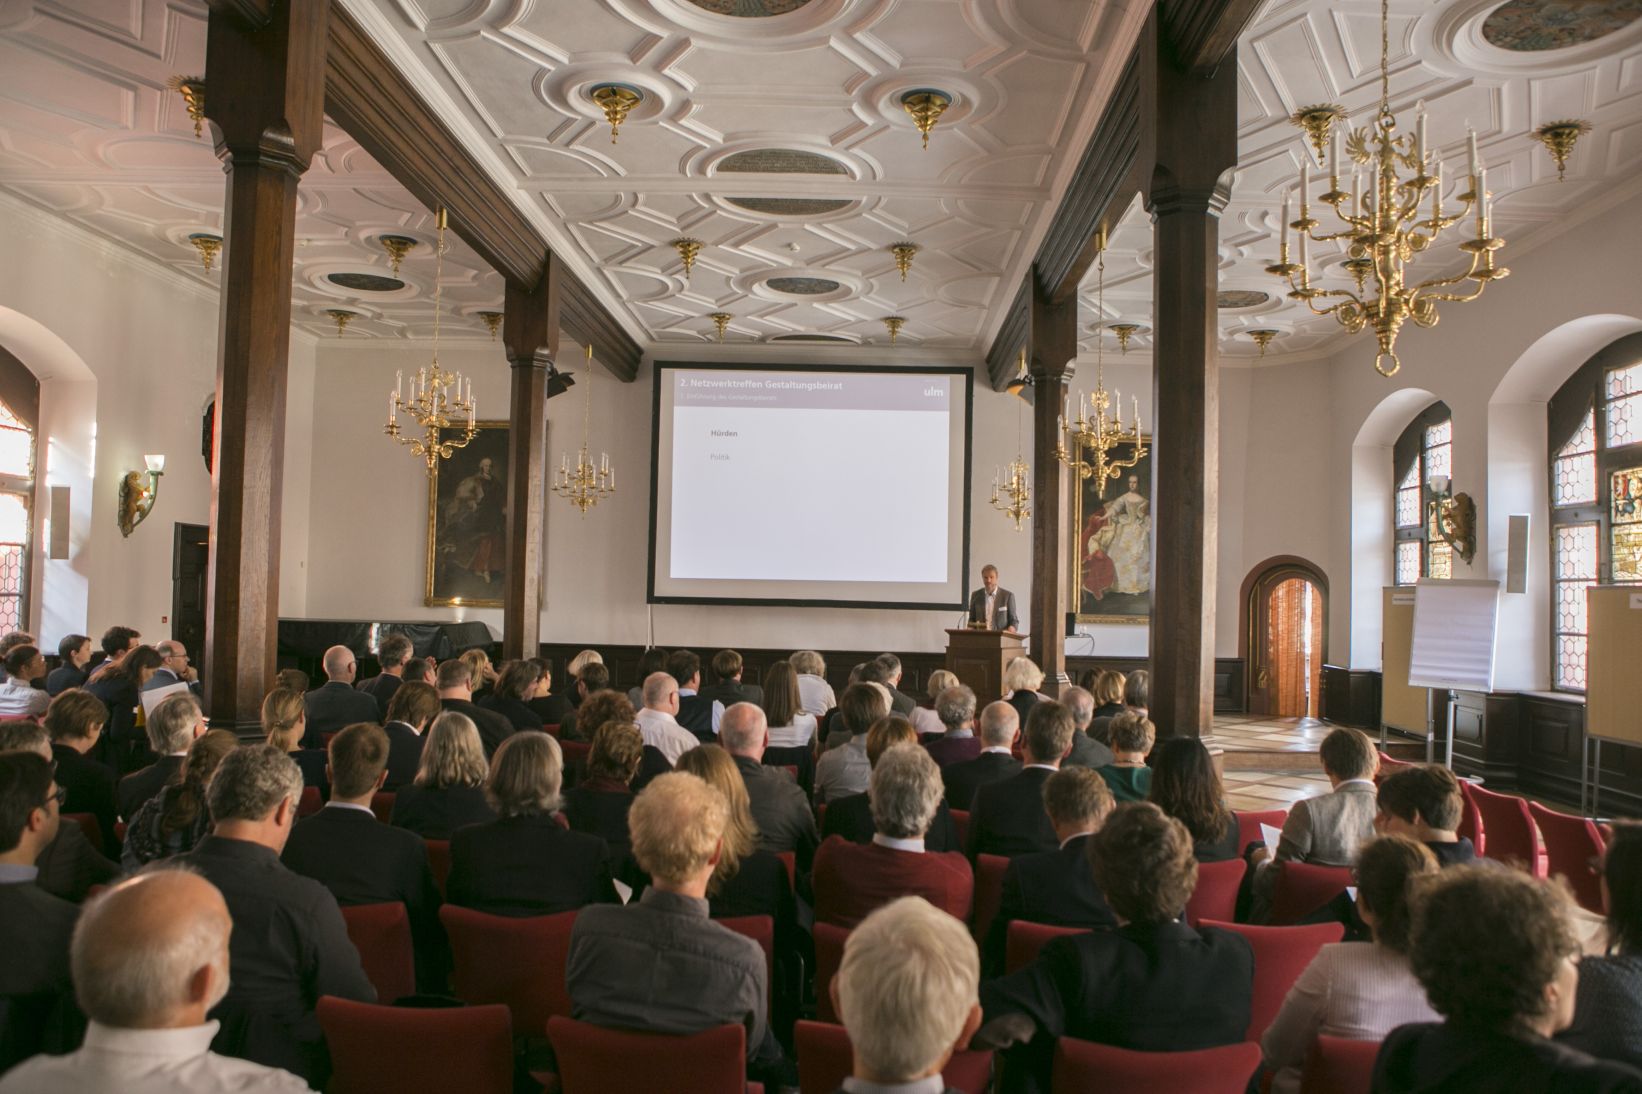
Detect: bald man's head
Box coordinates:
(978, 701, 1020, 748)
(74, 870, 231, 1029)
(719, 703, 768, 758)
(322, 645, 357, 684)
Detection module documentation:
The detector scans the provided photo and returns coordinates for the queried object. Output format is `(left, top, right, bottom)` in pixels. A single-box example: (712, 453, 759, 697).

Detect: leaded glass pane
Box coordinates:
(1555, 523, 1599, 580)
(0, 402, 23, 432)
(1556, 579, 1589, 634)
(1396, 487, 1421, 528)
(1555, 635, 1588, 691)
(1395, 541, 1421, 585)
(0, 428, 30, 480)
(1616, 525, 1642, 583)
(1428, 540, 1453, 579)
(1424, 419, 1452, 482)
(1554, 454, 1598, 507)
(1425, 419, 1453, 448)
(1608, 362, 1642, 399)
(1611, 394, 1639, 448)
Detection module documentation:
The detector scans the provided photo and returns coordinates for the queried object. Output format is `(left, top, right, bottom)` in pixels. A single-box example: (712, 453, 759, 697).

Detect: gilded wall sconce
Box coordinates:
(1427, 474, 1477, 565)
(118, 455, 165, 538)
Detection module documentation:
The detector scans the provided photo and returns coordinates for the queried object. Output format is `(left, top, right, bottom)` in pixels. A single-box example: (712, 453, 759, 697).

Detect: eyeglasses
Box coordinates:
(45, 785, 66, 808)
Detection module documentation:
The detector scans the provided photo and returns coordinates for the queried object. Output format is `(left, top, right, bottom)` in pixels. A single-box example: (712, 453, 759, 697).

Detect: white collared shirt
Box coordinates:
(635, 707, 699, 765)
(1025, 763, 1058, 772)
(872, 833, 925, 853)
(0, 678, 47, 719)
(1337, 778, 1378, 790)
(985, 590, 998, 623)
(796, 673, 836, 717)
(842, 1075, 948, 1094)
(983, 746, 1013, 755)
(0, 1021, 311, 1093)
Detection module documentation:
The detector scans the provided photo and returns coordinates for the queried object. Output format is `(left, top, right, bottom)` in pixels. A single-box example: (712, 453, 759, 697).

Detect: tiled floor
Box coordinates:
(1213, 714, 1333, 752)
(1223, 768, 1332, 812)
(1212, 715, 1333, 812)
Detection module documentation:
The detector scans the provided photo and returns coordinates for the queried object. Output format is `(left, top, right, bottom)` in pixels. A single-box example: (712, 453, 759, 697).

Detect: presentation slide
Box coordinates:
(649, 363, 972, 609)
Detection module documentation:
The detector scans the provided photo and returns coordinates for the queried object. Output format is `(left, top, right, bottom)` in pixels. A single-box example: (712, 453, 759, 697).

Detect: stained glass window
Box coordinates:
(1608, 362, 1641, 449)
(1553, 409, 1597, 507)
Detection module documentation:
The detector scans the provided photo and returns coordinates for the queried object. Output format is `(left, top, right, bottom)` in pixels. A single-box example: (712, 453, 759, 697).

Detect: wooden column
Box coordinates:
(200, 0, 326, 729)
(1027, 274, 1079, 695)
(500, 263, 559, 659)
(1141, 16, 1239, 737)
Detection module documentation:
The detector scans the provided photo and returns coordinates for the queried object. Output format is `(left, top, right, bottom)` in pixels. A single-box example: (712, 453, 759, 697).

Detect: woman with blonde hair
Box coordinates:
(460, 648, 498, 701)
(1092, 669, 1127, 719)
(675, 744, 795, 931)
(566, 648, 603, 707)
(261, 686, 327, 790)
(389, 710, 497, 839)
(910, 669, 959, 738)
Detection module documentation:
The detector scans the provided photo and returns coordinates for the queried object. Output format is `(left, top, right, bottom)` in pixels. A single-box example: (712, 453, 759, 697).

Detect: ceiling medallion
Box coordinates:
(725, 196, 853, 215)
(187, 233, 222, 272)
(670, 237, 704, 279)
(685, 0, 813, 14)
(1532, 119, 1591, 180)
(325, 310, 356, 337)
(1289, 105, 1348, 165)
(889, 241, 919, 281)
(1217, 289, 1272, 309)
(883, 316, 907, 345)
(327, 272, 406, 293)
(1482, 0, 1642, 51)
(1108, 323, 1141, 353)
(710, 312, 733, 342)
(719, 148, 849, 175)
(770, 334, 854, 343)
(477, 311, 503, 340)
(1247, 329, 1280, 358)
(766, 276, 840, 295)
(379, 235, 419, 276)
(900, 89, 952, 149)
(166, 75, 206, 138)
(590, 84, 643, 144)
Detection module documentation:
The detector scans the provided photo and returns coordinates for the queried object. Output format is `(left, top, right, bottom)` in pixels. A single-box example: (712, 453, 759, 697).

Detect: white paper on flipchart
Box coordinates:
(1260, 823, 1283, 850)
(139, 681, 191, 717)
(1408, 579, 1500, 693)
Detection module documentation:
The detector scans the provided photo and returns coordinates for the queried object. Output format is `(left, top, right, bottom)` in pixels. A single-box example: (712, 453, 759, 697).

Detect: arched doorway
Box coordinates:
(1242, 557, 1329, 718)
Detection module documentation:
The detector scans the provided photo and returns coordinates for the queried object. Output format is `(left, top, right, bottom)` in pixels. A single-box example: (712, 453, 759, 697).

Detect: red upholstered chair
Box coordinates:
(1236, 809, 1288, 853)
(339, 902, 417, 1004)
(318, 997, 513, 1094)
(794, 1020, 992, 1094)
(62, 813, 103, 856)
(543, 723, 561, 739)
(297, 785, 323, 818)
(971, 854, 1010, 943)
(113, 820, 127, 847)
(1469, 784, 1546, 876)
(1456, 780, 1485, 856)
(1267, 862, 1354, 925)
(776, 850, 796, 888)
(548, 1016, 750, 1094)
(441, 906, 577, 1034)
(560, 740, 591, 782)
(369, 791, 395, 824)
(1200, 920, 1345, 1041)
(1374, 752, 1413, 782)
(1529, 801, 1608, 913)
(719, 915, 774, 1008)
(814, 921, 848, 1023)
(1185, 858, 1248, 926)
(1005, 921, 1081, 975)
(1300, 1034, 1380, 1094)
(950, 808, 970, 847)
(424, 839, 452, 899)
(1050, 1036, 1262, 1094)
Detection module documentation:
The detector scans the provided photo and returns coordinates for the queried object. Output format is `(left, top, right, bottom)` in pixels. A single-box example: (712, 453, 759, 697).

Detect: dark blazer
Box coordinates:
(288, 749, 329, 792)
(967, 767, 1060, 859)
(735, 755, 818, 865)
(355, 672, 402, 720)
(944, 751, 1023, 813)
(983, 834, 1117, 975)
(563, 780, 634, 849)
(821, 791, 962, 854)
(1375, 1022, 1642, 1094)
(389, 784, 496, 840)
(302, 681, 380, 748)
(926, 733, 984, 768)
(281, 804, 445, 995)
(381, 722, 426, 792)
(968, 586, 1020, 630)
(440, 698, 515, 758)
(1007, 690, 1042, 729)
(0, 879, 80, 1070)
(86, 674, 144, 772)
(52, 743, 117, 851)
(676, 693, 716, 741)
(1064, 732, 1115, 771)
(812, 836, 973, 929)
(33, 822, 118, 903)
(886, 688, 918, 717)
(1193, 818, 1242, 863)
(527, 692, 575, 727)
(697, 680, 763, 712)
(178, 836, 375, 1086)
(479, 694, 544, 733)
(709, 849, 798, 964)
(43, 664, 86, 696)
(447, 813, 620, 918)
(117, 754, 184, 821)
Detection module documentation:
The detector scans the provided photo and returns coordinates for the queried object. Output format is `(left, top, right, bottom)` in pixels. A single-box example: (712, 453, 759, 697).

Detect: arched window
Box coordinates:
(0, 348, 38, 633)
(1548, 336, 1642, 692)
(1392, 400, 1453, 585)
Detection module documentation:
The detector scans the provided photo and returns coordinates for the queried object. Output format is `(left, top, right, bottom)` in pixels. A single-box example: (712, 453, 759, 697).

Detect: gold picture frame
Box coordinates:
(425, 419, 511, 607)
(1070, 435, 1153, 624)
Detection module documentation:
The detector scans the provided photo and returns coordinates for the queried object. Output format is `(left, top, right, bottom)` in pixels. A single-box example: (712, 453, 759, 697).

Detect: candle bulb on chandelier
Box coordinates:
(1133, 396, 1139, 433)
(1280, 194, 1290, 254)
(396, 370, 403, 400)
(1329, 129, 1339, 181)
(1467, 128, 1480, 184)
(1415, 105, 1427, 168)
(1352, 171, 1361, 216)
(1300, 159, 1309, 217)
(1431, 156, 1443, 219)
(1476, 168, 1488, 236)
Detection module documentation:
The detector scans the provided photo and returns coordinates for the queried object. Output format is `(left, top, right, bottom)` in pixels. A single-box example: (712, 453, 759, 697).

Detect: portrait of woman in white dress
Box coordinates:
(1103, 473, 1151, 595)
(1076, 449, 1153, 623)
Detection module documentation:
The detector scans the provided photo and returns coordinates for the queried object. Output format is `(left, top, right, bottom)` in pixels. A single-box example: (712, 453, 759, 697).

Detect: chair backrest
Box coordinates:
(1200, 919, 1345, 1041)
(561, 740, 592, 781)
(297, 785, 322, 818)
(1374, 753, 1413, 783)
(543, 723, 561, 739)
(1469, 784, 1544, 876)
(776, 850, 796, 887)
(1005, 921, 1082, 975)
(794, 1020, 993, 1094)
(1529, 801, 1607, 913)
(950, 808, 970, 847)
(1185, 858, 1248, 926)
(61, 812, 103, 856)
(1300, 1034, 1380, 1094)
(1268, 861, 1354, 925)
(1050, 1036, 1262, 1094)
(369, 791, 395, 824)
(971, 853, 1010, 943)
(318, 997, 513, 1094)
(548, 1016, 746, 1094)
(339, 902, 417, 1005)
(424, 839, 452, 899)
(718, 915, 774, 1008)
(1456, 780, 1484, 856)
(441, 905, 577, 1033)
(1235, 809, 1288, 853)
(814, 920, 849, 1024)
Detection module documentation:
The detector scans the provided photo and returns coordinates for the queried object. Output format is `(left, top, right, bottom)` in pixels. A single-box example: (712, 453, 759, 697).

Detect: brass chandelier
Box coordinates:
(1267, 0, 1507, 378)
(991, 377, 1031, 531)
(553, 344, 615, 515)
(385, 209, 479, 472)
(1057, 237, 1147, 494)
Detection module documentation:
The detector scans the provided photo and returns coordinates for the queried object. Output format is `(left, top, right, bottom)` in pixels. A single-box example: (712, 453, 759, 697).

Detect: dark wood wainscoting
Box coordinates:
(1320, 665, 1381, 729)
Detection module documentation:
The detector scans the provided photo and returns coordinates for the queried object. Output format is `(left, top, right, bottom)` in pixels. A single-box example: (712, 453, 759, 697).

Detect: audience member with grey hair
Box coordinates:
(176, 745, 373, 1086)
(1060, 685, 1115, 770)
(0, 870, 312, 1093)
(832, 897, 983, 1092)
(874, 653, 917, 716)
(119, 692, 206, 822)
(966, 701, 1076, 859)
(790, 649, 835, 718)
(941, 700, 1023, 813)
(721, 702, 818, 863)
(909, 669, 960, 737)
(300, 644, 380, 749)
(435, 658, 515, 758)
(814, 744, 973, 928)
(356, 631, 413, 720)
(634, 671, 699, 765)
(926, 684, 982, 768)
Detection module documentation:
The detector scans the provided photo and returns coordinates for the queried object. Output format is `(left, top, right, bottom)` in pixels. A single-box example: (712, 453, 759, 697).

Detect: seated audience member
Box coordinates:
(911, 669, 960, 738)
(122, 731, 237, 868)
(563, 722, 644, 874)
(480, 659, 547, 732)
(119, 692, 206, 820)
(791, 649, 836, 718)
(762, 659, 818, 750)
(1251, 727, 1379, 920)
(566, 649, 604, 704)
(274, 667, 309, 693)
(1060, 686, 1116, 771)
(44, 635, 91, 697)
(1002, 656, 1048, 728)
(569, 689, 638, 748)
(814, 682, 890, 805)
(460, 649, 498, 702)
(262, 687, 327, 792)
(381, 680, 438, 791)
(635, 672, 705, 766)
(1261, 836, 1440, 1093)
(566, 772, 781, 1079)
(626, 648, 670, 708)
(89, 626, 140, 684)
(148, 641, 198, 695)
(44, 689, 115, 849)
(832, 897, 984, 1094)
(0, 631, 34, 664)
(1090, 669, 1127, 721)
(446, 731, 617, 917)
(823, 717, 962, 853)
(1095, 712, 1155, 804)
(1149, 737, 1239, 861)
(720, 703, 818, 863)
(435, 658, 514, 757)
(873, 653, 918, 717)
(389, 712, 497, 839)
(1123, 669, 1150, 717)
(281, 723, 444, 994)
(666, 650, 713, 741)
(814, 744, 973, 928)
(0, 751, 78, 1068)
(86, 644, 162, 772)
(558, 661, 613, 741)
(356, 632, 412, 720)
(1374, 866, 1642, 1092)
(699, 651, 766, 737)
(676, 745, 795, 939)
(0, 645, 48, 719)
(984, 767, 1118, 975)
(944, 701, 1023, 813)
(177, 745, 374, 1085)
(925, 684, 983, 768)
(820, 662, 870, 746)
(0, 870, 312, 1093)
(1375, 765, 1478, 866)
(526, 659, 574, 727)
(978, 803, 1255, 1094)
(968, 701, 1076, 859)
(300, 646, 380, 748)
(0, 722, 116, 902)
(399, 659, 432, 688)
(1560, 824, 1642, 1070)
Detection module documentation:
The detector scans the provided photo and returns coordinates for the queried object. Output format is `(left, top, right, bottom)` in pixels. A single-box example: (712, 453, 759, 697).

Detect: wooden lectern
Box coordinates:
(945, 628, 1025, 708)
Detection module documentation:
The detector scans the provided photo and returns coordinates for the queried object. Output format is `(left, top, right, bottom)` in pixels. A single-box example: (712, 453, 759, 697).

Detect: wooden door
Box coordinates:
(171, 523, 209, 660)
(1249, 569, 1325, 718)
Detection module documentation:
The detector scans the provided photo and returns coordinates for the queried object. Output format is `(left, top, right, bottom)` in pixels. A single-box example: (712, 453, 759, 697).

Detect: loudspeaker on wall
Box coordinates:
(47, 486, 69, 560)
(1506, 514, 1529, 594)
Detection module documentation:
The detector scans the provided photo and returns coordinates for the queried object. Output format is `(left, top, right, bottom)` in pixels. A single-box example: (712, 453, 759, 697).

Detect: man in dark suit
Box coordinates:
(667, 649, 714, 741)
(873, 653, 919, 716)
(44, 689, 118, 852)
(720, 703, 818, 867)
(281, 723, 445, 994)
(1060, 686, 1115, 770)
(558, 662, 613, 741)
(434, 658, 514, 758)
(983, 768, 1117, 975)
(117, 691, 206, 820)
(925, 685, 983, 768)
(178, 745, 375, 1087)
(968, 564, 1020, 632)
(381, 681, 439, 792)
(696, 649, 763, 736)
(943, 701, 1022, 813)
(966, 701, 1075, 859)
(147, 639, 201, 696)
(302, 646, 381, 748)
(356, 633, 413, 721)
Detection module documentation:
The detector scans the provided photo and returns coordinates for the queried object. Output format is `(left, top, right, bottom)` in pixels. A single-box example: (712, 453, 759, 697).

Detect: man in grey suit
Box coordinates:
(968, 564, 1019, 632)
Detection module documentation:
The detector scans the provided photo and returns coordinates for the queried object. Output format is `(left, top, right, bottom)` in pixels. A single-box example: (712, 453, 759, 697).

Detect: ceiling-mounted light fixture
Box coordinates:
(1247, 329, 1279, 357)
(900, 89, 951, 149)
(187, 233, 222, 272)
(710, 312, 733, 342)
(1108, 323, 1141, 354)
(166, 76, 206, 138)
(1532, 119, 1590, 181)
(1005, 347, 1034, 400)
(477, 311, 503, 340)
(883, 316, 907, 345)
(326, 310, 356, 337)
(590, 84, 643, 144)
(670, 238, 703, 279)
(889, 241, 920, 281)
(380, 235, 419, 276)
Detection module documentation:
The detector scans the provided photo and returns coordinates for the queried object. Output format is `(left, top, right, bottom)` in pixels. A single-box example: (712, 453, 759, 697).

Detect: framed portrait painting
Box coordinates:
(1070, 437, 1153, 624)
(426, 420, 510, 607)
